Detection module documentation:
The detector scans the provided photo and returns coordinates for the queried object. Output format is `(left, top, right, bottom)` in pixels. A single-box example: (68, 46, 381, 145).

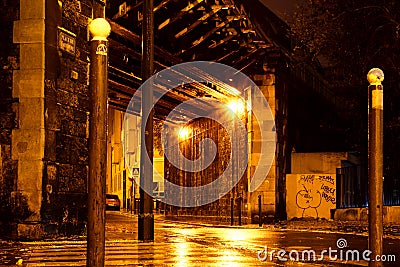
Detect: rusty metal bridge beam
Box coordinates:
(158, 0, 205, 30)
(108, 19, 182, 65)
(112, 0, 175, 20)
(174, 5, 228, 38)
(177, 15, 243, 55)
(208, 29, 237, 49)
(154, 0, 174, 12)
(230, 47, 258, 66)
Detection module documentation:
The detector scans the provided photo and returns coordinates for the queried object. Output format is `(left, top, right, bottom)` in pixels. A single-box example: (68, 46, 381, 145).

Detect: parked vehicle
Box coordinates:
(106, 194, 121, 211)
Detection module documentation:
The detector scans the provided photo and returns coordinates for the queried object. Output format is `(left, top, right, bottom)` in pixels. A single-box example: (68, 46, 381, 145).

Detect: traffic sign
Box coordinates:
(132, 168, 139, 177)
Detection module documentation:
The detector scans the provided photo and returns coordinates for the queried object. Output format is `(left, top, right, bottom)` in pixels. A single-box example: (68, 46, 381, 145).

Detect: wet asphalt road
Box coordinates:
(2, 211, 399, 266)
(105, 211, 400, 266)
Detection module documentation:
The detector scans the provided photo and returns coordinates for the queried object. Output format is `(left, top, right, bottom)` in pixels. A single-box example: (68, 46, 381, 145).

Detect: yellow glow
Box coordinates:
(220, 250, 240, 266)
(228, 99, 245, 115)
(178, 126, 190, 140)
(88, 18, 111, 40)
(173, 241, 189, 266)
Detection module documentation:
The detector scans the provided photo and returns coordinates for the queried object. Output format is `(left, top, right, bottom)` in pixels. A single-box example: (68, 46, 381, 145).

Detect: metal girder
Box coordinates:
(177, 15, 243, 55)
(158, 0, 205, 30)
(112, 0, 175, 20)
(174, 5, 223, 38)
(230, 47, 258, 66)
(216, 47, 239, 62)
(208, 28, 237, 48)
(236, 57, 257, 72)
(108, 19, 182, 65)
(154, 0, 173, 12)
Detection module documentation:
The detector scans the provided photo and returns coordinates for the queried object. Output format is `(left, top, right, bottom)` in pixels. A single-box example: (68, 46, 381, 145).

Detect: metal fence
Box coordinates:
(336, 165, 368, 208)
(337, 165, 400, 208)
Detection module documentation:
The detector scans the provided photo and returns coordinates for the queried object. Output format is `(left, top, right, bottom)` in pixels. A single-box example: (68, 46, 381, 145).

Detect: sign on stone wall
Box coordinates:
(58, 27, 76, 55)
(286, 174, 336, 219)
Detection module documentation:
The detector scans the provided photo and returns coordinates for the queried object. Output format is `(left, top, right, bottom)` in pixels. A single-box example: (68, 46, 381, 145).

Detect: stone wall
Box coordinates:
(0, 0, 96, 239)
(41, 0, 92, 236)
(250, 60, 291, 222)
(0, 0, 20, 238)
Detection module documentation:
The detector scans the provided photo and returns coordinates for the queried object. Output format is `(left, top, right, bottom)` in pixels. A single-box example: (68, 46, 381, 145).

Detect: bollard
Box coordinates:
(258, 195, 262, 227)
(238, 197, 242, 226)
(230, 197, 234, 226)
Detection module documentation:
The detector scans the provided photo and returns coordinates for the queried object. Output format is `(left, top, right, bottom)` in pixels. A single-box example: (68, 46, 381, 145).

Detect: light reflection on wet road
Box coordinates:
(106, 212, 400, 266)
(19, 212, 400, 266)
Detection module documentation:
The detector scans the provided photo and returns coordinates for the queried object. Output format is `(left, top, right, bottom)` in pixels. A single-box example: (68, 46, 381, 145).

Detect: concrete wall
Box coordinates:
(291, 152, 348, 174)
(334, 207, 400, 224)
(288, 152, 360, 220)
(287, 174, 336, 219)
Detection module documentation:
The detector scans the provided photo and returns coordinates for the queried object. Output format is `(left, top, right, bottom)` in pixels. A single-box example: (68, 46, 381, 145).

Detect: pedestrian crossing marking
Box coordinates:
(22, 239, 263, 266)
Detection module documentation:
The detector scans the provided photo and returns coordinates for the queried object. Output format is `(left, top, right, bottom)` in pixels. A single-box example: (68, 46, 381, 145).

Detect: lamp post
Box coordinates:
(178, 126, 190, 210)
(228, 99, 245, 226)
(138, 0, 155, 242)
(367, 68, 384, 267)
(87, 18, 111, 267)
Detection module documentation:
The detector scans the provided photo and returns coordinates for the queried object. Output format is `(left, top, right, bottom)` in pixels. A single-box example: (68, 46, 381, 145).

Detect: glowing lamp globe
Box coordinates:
(88, 18, 111, 40)
(367, 68, 384, 85)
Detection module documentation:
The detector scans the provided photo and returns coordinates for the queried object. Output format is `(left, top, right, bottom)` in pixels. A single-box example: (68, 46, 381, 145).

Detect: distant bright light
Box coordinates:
(178, 126, 190, 140)
(228, 99, 245, 114)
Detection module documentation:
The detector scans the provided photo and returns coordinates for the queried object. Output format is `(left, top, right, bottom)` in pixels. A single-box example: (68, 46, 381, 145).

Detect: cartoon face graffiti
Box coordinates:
(296, 185, 322, 218)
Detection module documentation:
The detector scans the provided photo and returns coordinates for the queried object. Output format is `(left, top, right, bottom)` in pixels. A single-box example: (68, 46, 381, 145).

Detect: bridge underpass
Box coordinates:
(104, 0, 348, 222)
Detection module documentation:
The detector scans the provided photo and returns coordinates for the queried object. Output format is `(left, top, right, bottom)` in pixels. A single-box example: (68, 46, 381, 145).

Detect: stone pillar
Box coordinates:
(12, 0, 46, 238)
(10, 0, 92, 239)
(249, 71, 277, 222)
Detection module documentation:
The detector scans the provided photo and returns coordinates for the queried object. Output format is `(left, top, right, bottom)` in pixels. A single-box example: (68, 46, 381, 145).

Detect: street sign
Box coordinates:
(132, 168, 139, 177)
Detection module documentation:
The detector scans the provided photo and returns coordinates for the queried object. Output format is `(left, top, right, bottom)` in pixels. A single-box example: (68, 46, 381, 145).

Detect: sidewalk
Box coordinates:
(161, 213, 400, 238)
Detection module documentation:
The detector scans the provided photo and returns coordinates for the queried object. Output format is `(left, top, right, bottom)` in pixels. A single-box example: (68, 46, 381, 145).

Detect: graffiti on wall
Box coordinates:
(295, 174, 336, 218)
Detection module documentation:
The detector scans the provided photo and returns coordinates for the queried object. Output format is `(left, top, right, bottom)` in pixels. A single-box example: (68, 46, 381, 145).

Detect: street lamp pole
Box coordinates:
(228, 99, 245, 226)
(138, 0, 155, 242)
(87, 18, 111, 267)
(367, 68, 384, 267)
(231, 116, 235, 226)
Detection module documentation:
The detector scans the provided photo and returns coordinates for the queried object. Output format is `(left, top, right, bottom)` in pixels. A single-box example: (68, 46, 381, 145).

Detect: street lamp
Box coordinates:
(177, 125, 191, 210)
(228, 99, 245, 115)
(367, 68, 384, 267)
(87, 17, 110, 267)
(227, 98, 246, 226)
(178, 126, 190, 140)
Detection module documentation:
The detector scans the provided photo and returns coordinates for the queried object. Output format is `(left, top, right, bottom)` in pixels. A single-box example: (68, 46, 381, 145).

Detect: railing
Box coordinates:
(336, 165, 368, 208)
(337, 165, 400, 208)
